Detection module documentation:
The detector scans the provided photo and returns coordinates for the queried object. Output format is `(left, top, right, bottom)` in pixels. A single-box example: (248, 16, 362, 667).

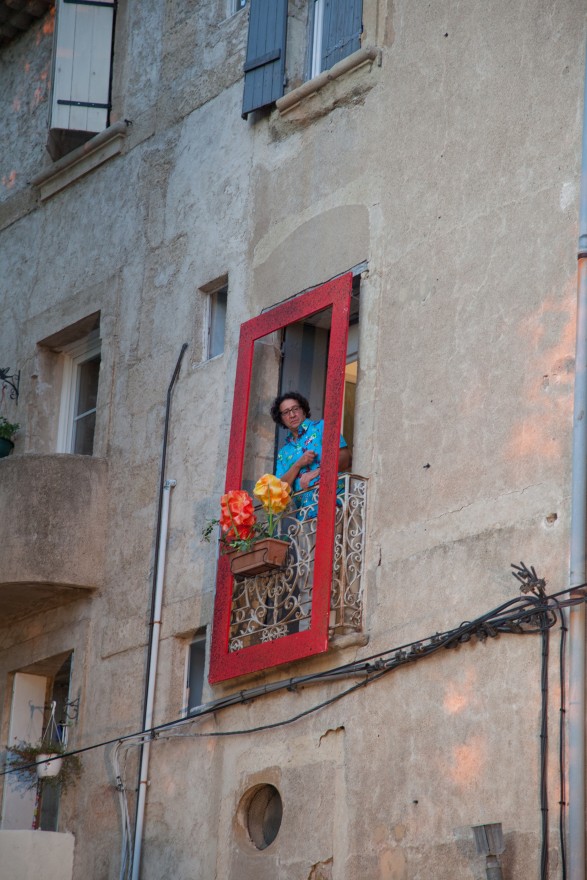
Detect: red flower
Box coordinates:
(219, 490, 257, 542)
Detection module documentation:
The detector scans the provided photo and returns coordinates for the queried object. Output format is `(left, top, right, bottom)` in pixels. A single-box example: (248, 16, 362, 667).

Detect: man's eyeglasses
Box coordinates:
(280, 405, 303, 418)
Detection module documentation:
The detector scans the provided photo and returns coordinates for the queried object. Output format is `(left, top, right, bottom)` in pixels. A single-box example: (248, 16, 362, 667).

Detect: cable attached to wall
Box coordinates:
(2, 567, 580, 879)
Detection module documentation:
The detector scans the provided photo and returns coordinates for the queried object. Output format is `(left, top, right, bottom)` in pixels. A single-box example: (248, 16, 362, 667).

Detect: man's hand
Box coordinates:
(298, 450, 317, 469)
(299, 468, 320, 490)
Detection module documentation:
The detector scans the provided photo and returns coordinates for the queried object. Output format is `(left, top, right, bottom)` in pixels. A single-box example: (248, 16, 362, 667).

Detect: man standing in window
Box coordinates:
(270, 391, 351, 630)
(270, 392, 351, 514)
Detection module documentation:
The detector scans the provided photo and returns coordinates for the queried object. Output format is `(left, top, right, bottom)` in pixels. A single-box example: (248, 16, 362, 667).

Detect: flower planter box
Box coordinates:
(228, 538, 289, 577)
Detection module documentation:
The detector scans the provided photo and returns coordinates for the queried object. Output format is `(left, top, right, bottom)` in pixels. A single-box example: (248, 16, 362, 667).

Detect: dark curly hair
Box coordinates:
(270, 391, 311, 427)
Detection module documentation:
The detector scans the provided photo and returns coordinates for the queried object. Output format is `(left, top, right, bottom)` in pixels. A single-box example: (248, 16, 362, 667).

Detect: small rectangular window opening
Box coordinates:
(185, 635, 207, 715)
(55, 328, 101, 455)
(205, 284, 228, 360)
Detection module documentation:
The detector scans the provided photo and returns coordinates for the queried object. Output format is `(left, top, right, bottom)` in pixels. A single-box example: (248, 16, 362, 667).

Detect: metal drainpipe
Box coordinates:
(131, 343, 188, 880)
(568, 37, 587, 880)
(131, 478, 175, 880)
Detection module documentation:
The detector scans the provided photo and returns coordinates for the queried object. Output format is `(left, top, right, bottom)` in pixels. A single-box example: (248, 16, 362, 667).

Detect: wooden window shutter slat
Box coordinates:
(321, 0, 362, 71)
(50, 0, 115, 134)
(241, 0, 288, 119)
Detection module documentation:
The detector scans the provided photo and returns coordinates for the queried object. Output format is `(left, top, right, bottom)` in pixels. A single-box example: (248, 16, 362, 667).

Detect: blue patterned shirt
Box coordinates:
(276, 419, 348, 518)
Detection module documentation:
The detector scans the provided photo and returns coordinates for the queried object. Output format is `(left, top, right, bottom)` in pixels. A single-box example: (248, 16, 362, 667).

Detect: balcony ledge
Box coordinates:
(0, 454, 107, 622)
(0, 831, 74, 880)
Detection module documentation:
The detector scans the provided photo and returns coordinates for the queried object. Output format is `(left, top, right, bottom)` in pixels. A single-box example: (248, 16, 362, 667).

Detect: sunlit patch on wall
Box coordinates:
(443, 667, 477, 714)
(449, 734, 487, 790)
(2, 171, 17, 190)
(36, 5, 55, 45)
(506, 285, 576, 463)
(31, 67, 50, 109)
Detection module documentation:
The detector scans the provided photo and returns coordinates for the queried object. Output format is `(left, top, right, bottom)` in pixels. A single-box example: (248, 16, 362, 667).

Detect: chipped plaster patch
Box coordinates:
(559, 181, 576, 212)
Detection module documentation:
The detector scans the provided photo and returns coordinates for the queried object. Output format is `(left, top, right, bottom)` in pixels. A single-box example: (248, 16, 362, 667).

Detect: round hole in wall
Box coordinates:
(241, 784, 283, 850)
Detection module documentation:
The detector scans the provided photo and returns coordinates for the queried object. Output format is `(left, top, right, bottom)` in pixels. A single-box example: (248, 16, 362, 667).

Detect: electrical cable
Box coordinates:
(4, 576, 582, 880)
(3, 583, 586, 777)
(557, 600, 568, 880)
(539, 612, 549, 880)
(114, 740, 133, 880)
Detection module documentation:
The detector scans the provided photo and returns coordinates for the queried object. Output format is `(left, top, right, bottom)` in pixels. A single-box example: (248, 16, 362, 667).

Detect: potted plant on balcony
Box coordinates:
(0, 416, 19, 458)
(203, 474, 292, 577)
(6, 740, 82, 792)
(5, 701, 82, 793)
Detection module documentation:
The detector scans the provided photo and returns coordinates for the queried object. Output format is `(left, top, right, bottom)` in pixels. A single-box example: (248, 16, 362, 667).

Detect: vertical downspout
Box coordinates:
(131, 479, 176, 880)
(131, 343, 188, 880)
(568, 37, 587, 880)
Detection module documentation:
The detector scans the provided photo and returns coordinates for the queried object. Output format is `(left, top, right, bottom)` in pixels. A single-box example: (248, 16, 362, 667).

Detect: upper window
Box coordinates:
(241, 0, 363, 118)
(309, 0, 363, 79)
(57, 332, 101, 455)
(47, 0, 115, 160)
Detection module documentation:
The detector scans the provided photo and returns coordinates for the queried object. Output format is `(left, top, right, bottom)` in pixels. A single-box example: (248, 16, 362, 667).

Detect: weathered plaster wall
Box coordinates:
(0, 455, 107, 592)
(0, 0, 584, 878)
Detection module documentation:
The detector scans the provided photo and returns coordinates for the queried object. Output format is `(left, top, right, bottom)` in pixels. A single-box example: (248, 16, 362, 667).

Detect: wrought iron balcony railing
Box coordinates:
(229, 474, 368, 652)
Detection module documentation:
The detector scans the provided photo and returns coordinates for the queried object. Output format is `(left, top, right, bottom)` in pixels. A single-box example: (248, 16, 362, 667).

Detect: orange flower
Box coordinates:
(219, 490, 256, 542)
(253, 474, 291, 515)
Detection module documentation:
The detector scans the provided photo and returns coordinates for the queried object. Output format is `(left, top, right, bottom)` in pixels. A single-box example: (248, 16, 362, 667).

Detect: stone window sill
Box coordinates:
(276, 45, 381, 116)
(31, 121, 129, 201)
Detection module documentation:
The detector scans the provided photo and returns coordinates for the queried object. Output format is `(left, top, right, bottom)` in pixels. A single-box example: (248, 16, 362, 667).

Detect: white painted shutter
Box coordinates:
(1, 673, 48, 830)
(50, 0, 115, 134)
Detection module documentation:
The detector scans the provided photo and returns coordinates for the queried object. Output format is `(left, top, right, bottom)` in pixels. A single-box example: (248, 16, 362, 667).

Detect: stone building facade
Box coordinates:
(1, 1, 586, 878)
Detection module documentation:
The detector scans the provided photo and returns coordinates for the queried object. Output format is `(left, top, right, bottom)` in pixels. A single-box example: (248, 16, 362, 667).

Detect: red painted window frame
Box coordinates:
(209, 273, 352, 683)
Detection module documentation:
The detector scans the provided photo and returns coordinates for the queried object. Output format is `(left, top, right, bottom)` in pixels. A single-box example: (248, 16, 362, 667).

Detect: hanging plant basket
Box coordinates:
(36, 754, 63, 779)
(7, 703, 81, 792)
(0, 438, 14, 458)
(228, 538, 289, 577)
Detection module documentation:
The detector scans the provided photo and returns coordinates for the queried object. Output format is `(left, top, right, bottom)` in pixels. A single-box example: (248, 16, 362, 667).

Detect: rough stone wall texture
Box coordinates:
(0, 0, 584, 878)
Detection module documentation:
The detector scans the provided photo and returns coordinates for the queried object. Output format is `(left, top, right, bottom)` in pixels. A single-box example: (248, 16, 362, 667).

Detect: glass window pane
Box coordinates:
(187, 639, 206, 714)
(209, 288, 227, 359)
(76, 355, 100, 417)
(73, 411, 96, 455)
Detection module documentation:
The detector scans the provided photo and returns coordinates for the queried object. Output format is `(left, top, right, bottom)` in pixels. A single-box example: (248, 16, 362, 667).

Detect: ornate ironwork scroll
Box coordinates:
(229, 475, 367, 652)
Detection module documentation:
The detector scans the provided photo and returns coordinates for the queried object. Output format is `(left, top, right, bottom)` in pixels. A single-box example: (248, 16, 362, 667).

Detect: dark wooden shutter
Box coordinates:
(321, 0, 362, 71)
(242, 0, 288, 118)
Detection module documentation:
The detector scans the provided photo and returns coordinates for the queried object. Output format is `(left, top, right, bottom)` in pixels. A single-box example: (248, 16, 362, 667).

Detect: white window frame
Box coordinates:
(310, 0, 326, 79)
(56, 333, 101, 454)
